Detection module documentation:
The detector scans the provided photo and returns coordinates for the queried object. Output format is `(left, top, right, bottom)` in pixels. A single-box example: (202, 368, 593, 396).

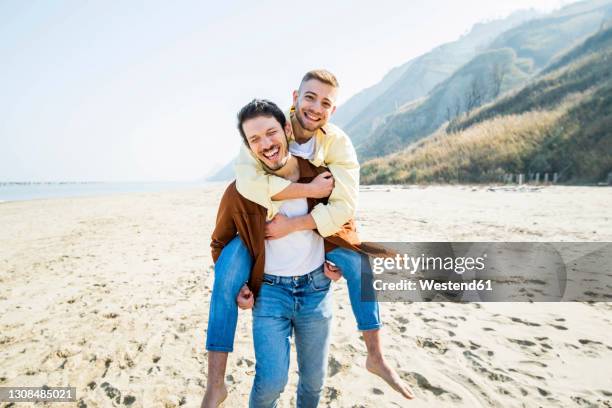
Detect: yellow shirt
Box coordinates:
(234, 112, 359, 237)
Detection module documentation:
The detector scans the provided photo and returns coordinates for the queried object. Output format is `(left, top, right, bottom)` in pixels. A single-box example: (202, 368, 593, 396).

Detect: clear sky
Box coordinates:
(0, 0, 567, 182)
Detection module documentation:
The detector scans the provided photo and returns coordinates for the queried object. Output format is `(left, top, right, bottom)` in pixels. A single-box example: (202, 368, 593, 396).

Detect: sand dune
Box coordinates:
(0, 185, 611, 407)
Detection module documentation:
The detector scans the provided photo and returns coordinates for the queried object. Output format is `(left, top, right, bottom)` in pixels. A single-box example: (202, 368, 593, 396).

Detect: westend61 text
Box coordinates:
(373, 279, 493, 291)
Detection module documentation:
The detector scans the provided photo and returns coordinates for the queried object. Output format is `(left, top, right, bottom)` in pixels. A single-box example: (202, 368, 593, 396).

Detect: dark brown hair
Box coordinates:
(237, 99, 286, 146)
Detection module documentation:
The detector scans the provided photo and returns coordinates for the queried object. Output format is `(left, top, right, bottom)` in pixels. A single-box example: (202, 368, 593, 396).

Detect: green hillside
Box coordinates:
(488, 0, 611, 67)
(333, 62, 412, 128)
(354, 0, 610, 160)
(361, 26, 612, 185)
(334, 10, 539, 146)
(449, 25, 612, 132)
(358, 48, 532, 159)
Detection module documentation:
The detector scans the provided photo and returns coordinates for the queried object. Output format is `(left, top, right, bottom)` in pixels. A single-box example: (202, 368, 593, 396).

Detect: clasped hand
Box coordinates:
(235, 262, 342, 310)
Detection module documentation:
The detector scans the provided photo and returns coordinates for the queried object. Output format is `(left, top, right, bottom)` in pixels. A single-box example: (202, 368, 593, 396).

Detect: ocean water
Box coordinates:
(0, 181, 218, 202)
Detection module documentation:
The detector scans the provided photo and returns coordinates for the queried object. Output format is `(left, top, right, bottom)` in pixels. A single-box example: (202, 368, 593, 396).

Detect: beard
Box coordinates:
(295, 103, 324, 132)
(266, 154, 289, 171)
(260, 135, 290, 171)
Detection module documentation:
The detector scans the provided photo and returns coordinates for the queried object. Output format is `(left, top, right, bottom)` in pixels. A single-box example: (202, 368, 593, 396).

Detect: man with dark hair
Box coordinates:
(202, 71, 415, 407)
(207, 99, 363, 407)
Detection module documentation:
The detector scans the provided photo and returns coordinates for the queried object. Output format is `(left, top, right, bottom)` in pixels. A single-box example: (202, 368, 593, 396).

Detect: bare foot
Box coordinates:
(201, 383, 228, 408)
(366, 355, 415, 399)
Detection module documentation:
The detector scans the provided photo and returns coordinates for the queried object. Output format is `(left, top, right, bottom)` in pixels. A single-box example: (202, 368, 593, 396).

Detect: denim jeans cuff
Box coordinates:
(206, 345, 233, 352)
(357, 322, 383, 331)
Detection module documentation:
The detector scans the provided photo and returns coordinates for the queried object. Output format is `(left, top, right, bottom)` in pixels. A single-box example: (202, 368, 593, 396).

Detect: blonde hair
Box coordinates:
(300, 69, 339, 88)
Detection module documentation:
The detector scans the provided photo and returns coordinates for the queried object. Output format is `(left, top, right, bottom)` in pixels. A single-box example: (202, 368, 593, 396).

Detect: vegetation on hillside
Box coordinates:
(361, 28, 612, 185)
(335, 11, 539, 146)
(449, 26, 612, 132)
(357, 48, 532, 160)
(487, 0, 611, 67)
(354, 0, 610, 162)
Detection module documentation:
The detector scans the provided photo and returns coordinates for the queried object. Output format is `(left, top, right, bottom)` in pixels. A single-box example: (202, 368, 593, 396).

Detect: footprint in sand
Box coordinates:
(518, 360, 547, 368)
(452, 340, 466, 348)
(463, 350, 517, 385)
(422, 316, 457, 329)
(102, 358, 112, 377)
(444, 315, 467, 322)
(510, 317, 541, 327)
(565, 343, 579, 349)
(508, 338, 537, 347)
(457, 374, 497, 406)
(508, 338, 550, 355)
(0, 336, 15, 345)
(327, 355, 350, 377)
(508, 368, 546, 381)
(100, 382, 121, 404)
(416, 336, 448, 354)
(394, 316, 409, 324)
(578, 339, 604, 346)
(237, 357, 254, 368)
(323, 386, 340, 401)
(400, 371, 461, 401)
(577, 339, 608, 356)
(536, 387, 550, 397)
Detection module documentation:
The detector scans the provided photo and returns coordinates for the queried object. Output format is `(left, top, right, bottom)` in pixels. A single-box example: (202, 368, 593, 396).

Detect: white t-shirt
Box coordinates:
(289, 137, 316, 160)
(264, 198, 324, 277)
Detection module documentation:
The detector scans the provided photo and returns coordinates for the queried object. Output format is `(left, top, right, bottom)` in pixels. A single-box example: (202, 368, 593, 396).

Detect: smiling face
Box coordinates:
(292, 79, 338, 132)
(242, 115, 291, 171)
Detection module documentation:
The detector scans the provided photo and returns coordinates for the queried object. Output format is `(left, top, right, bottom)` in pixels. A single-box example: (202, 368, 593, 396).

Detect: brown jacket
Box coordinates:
(210, 157, 368, 298)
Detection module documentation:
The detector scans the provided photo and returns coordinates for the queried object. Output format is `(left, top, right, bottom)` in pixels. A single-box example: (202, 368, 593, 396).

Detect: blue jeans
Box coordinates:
(205, 237, 381, 351)
(249, 266, 333, 408)
(206, 236, 252, 352)
(325, 247, 381, 331)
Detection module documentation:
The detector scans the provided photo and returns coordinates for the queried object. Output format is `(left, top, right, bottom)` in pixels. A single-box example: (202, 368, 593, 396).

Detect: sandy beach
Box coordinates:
(1, 184, 611, 408)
